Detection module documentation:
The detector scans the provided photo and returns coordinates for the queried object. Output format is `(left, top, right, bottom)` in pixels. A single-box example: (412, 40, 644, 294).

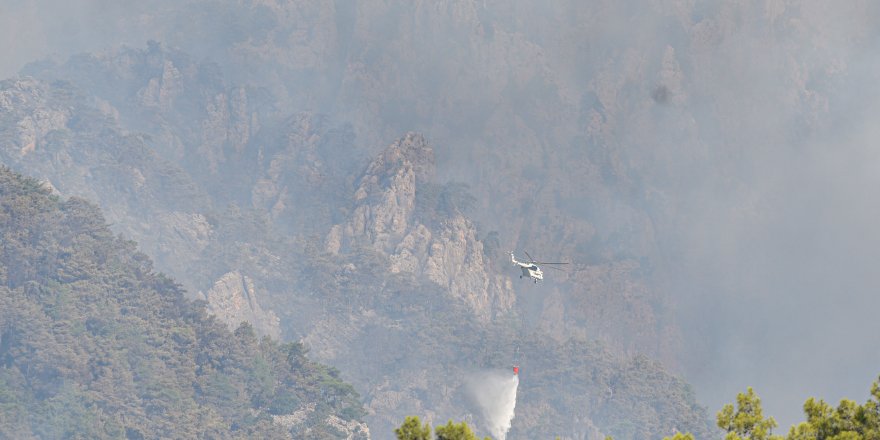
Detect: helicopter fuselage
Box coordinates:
(519, 264, 543, 281)
(511, 252, 568, 283)
(511, 253, 543, 282)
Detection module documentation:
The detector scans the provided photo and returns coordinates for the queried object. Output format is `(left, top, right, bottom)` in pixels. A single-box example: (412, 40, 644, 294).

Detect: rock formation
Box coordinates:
(202, 271, 281, 339)
(328, 132, 515, 320)
(0, 76, 282, 343)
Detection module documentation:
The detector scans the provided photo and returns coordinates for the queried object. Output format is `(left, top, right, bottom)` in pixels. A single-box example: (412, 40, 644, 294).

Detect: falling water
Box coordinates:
(466, 370, 520, 440)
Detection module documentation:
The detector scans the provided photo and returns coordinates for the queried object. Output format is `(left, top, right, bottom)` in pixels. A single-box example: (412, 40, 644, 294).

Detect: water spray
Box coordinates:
(465, 368, 520, 440)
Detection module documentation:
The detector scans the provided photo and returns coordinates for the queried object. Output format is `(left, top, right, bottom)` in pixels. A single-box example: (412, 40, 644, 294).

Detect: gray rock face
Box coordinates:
(202, 271, 281, 339)
(145, 211, 213, 290)
(273, 403, 371, 440)
(345, 132, 432, 250)
(0, 78, 70, 158)
(329, 132, 514, 320)
(1, 75, 285, 345)
(419, 214, 515, 318)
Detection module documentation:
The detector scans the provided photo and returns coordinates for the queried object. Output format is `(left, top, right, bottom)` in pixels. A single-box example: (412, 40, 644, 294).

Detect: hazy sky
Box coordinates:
(2, 1, 110, 77)
(664, 4, 880, 425)
(676, 123, 880, 426)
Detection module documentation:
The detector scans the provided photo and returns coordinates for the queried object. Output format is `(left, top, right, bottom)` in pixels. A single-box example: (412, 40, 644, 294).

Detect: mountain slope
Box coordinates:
(0, 69, 714, 438)
(0, 74, 284, 338)
(0, 166, 368, 439)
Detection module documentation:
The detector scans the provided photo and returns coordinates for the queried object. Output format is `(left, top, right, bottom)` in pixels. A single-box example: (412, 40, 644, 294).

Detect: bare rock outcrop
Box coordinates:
(138, 59, 183, 111)
(420, 214, 515, 316)
(328, 133, 514, 320)
(202, 271, 281, 339)
(273, 402, 371, 440)
(344, 132, 433, 250)
(0, 78, 70, 158)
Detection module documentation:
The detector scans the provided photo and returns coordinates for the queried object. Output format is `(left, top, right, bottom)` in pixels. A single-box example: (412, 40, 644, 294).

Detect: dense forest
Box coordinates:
(0, 166, 367, 439)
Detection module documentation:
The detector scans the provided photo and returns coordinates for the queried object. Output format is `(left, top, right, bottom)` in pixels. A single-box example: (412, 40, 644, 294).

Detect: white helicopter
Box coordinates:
(510, 251, 568, 283)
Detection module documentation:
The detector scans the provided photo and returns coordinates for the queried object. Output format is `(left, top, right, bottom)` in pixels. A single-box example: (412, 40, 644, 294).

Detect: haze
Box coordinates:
(3, 0, 880, 432)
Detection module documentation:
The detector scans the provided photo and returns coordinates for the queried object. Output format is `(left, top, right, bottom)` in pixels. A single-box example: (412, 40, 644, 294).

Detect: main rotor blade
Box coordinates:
(535, 262, 569, 265)
(544, 265, 567, 271)
(523, 250, 535, 262)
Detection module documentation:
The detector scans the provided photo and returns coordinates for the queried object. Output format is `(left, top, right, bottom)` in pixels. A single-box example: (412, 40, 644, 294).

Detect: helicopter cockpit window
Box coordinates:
(529, 265, 539, 271)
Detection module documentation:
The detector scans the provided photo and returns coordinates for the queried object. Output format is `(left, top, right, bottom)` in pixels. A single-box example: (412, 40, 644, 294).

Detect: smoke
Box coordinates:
(0, 0, 169, 78)
(465, 370, 519, 440)
(8, 0, 880, 432)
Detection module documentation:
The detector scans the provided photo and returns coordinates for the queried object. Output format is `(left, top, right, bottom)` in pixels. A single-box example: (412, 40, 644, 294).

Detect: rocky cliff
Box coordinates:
(201, 271, 281, 340)
(16, 1, 689, 363)
(327, 133, 514, 321)
(23, 42, 265, 198)
(0, 77, 280, 339)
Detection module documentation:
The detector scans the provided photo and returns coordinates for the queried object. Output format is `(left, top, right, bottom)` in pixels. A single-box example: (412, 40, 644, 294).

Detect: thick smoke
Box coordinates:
(7, 0, 880, 432)
(0, 0, 167, 78)
(465, 370, 519, 440)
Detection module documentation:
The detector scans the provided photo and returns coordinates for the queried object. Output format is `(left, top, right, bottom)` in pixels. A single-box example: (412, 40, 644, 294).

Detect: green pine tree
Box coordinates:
(785, 375, 880, 440)
(434, 420, 489, 440)
(394, 418, 489, 440)
(395, 416, 432, 440)
(717, 387, 783, 440)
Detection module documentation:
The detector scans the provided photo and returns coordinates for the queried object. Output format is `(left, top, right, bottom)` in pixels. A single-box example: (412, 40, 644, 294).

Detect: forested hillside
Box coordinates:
(0, 167, 367, 439)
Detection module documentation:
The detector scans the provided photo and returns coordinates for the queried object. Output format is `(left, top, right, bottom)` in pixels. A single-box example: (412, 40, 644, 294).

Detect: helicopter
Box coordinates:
(510, 251, 568, 283)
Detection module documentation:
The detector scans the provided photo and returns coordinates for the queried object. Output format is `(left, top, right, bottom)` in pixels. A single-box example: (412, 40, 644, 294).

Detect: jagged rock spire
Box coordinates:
(326, 132, 514, 321)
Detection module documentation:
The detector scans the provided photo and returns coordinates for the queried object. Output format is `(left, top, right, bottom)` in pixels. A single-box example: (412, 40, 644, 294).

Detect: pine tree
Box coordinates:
(717, 387, 783, 440)
(434, 420, 488, 440)
(395, 416, 432, 440)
